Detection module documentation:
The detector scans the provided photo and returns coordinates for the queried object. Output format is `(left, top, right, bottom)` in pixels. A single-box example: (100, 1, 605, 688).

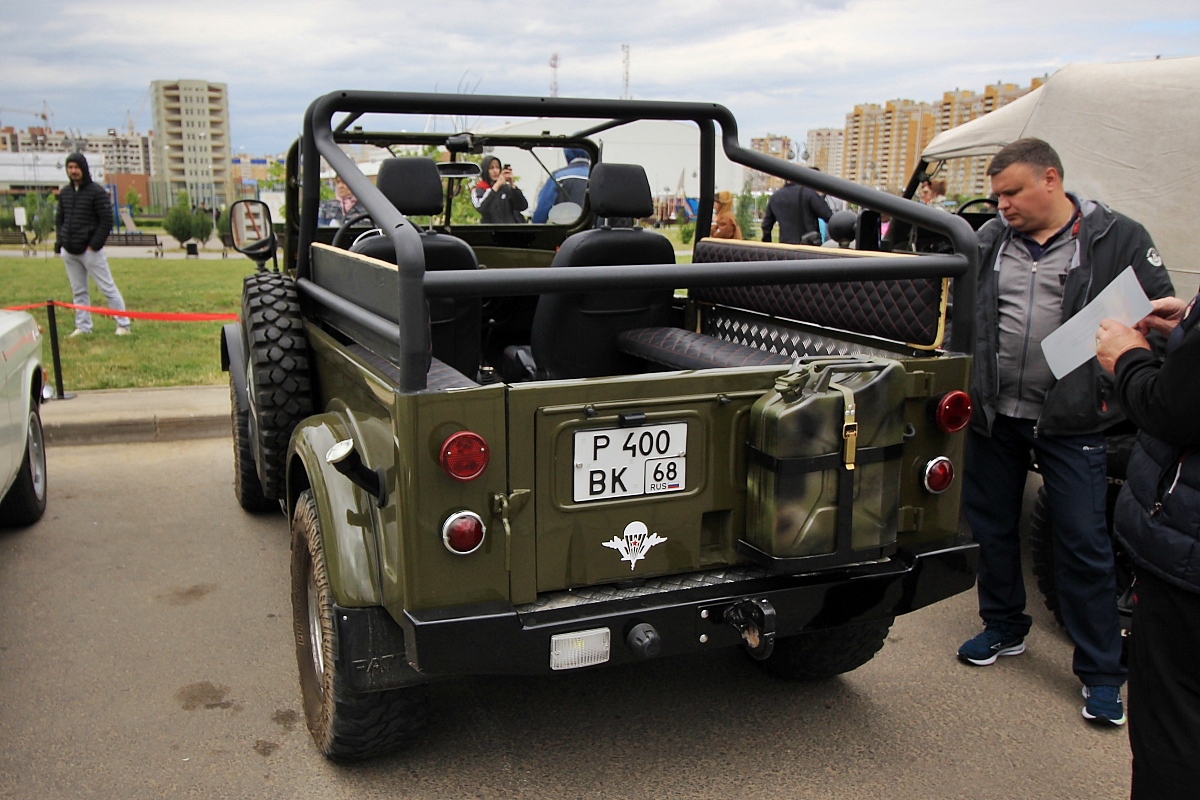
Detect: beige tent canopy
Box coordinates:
(922, 56, 1200, 291)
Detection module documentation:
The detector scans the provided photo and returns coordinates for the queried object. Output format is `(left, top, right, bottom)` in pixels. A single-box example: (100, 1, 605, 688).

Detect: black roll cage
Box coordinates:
(297, 90, 978, 392)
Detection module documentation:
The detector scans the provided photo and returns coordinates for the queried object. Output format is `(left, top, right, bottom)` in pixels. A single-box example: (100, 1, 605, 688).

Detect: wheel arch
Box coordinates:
(288, 413, 383, 607)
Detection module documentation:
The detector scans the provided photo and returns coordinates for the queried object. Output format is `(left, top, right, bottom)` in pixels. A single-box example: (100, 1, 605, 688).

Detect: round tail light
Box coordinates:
(442, 511, 486, 555)
(439, 431, 490, 481)
(934, 390, 973, 433)
(923, 456, 955, 494)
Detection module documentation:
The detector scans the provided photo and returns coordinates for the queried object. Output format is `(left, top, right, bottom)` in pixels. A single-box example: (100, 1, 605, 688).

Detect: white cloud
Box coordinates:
(1, 0, 1197, 153)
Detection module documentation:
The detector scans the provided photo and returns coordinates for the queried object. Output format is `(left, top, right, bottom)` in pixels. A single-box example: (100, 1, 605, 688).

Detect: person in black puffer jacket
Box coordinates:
(54, 153, 130, 336)
(1097, 293, 1200, 799)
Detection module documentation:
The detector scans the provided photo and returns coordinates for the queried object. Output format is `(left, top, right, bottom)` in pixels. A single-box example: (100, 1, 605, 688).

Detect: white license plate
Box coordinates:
(573, 423, 687, 502)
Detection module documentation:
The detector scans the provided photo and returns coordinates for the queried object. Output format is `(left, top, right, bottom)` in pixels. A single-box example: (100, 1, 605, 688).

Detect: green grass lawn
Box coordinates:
(1, 254, 251, 390)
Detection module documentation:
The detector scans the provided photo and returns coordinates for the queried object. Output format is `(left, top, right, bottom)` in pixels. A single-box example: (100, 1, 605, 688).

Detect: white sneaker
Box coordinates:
(68, 328, 90, 337)
(115, 326, 132, 336)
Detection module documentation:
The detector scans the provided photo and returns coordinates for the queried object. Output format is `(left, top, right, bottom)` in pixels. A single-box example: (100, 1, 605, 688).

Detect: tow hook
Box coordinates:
(724, 598, 776, 660)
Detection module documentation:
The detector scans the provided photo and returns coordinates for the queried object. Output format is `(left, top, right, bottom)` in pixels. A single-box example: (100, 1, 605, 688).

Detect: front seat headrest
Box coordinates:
(376, 157, 444, 216)
(587, 163, 653, 219)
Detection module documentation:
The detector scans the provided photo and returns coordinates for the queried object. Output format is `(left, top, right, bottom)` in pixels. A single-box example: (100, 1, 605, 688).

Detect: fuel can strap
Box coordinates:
(745, 441, 904, 475)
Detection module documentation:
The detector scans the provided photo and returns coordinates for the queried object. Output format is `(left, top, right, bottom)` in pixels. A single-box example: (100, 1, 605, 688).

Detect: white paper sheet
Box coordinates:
(1041, 266, 1152, 379)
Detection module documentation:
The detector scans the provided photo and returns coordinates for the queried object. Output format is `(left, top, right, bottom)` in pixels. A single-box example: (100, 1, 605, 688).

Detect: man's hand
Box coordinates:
(1134, 296, 1188, 336)
(1096, 318, 1150, 374)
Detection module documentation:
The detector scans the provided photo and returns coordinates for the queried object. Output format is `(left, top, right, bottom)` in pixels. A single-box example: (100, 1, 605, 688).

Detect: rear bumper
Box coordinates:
(335, 539, 977, 690)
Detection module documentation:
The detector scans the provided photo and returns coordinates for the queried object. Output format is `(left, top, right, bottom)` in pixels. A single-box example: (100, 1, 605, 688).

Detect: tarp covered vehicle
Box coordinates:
(224, 90, 982, 760)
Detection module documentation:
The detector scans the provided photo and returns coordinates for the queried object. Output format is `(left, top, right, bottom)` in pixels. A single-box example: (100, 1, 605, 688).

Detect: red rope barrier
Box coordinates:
(1, 300, 237, 322)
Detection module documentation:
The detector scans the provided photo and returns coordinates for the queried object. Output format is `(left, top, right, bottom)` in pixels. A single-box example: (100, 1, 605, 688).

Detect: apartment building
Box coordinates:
(842, 100, 937, 194)
(747, 134, 793, 192)
(838, 78, 1044, 196)
(150, 79, 233, 209)
(805, 128, 843, 177)
(0, 126, 152, 174)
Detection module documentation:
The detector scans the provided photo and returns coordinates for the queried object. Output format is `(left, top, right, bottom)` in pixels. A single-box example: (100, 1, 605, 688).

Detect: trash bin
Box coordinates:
(185, 242, 199, 258)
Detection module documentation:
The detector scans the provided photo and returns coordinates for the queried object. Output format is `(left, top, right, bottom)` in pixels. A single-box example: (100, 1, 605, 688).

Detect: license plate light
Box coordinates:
(549, 628, 611, 670)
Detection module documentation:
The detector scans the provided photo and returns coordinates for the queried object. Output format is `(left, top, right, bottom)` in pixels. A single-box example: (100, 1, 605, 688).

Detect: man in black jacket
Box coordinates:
(761, 179, 831, 244)
(1097, 296, 1200, 797)
(55, 153, 130, 336)
(956, 139, 1174, 727)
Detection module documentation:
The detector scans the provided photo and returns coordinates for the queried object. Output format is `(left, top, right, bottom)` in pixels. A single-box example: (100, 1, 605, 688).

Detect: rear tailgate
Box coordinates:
(506, 367, 787, 594)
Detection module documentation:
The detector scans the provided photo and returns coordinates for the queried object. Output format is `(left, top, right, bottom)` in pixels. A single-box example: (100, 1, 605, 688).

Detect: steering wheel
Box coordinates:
(331, 211, 374, 249)
(955, 197, 998, 215)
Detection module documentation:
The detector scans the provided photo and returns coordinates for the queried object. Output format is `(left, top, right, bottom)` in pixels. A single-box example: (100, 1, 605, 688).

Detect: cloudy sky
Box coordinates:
(2, 0, 1197, 155)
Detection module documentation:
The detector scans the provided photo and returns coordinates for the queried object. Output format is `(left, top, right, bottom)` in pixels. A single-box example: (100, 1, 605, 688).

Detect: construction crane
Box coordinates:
(0, 101, 54, 130)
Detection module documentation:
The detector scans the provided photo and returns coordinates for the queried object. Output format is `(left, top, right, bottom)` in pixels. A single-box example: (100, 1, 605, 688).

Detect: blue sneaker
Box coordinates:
(1082, 685, 1126, 726)
(957, 626, 1026, 666)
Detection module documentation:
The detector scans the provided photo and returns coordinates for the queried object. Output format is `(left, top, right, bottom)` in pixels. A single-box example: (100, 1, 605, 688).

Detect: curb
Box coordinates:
(40, 385, 231, 447)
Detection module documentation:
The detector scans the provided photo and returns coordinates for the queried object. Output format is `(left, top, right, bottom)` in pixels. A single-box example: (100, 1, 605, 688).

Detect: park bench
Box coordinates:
(106, 232, 163, 257)
(0, 230, 34, 256)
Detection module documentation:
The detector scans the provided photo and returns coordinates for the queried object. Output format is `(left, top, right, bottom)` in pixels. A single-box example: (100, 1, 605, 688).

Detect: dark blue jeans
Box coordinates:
(964, 415, 1126, 686)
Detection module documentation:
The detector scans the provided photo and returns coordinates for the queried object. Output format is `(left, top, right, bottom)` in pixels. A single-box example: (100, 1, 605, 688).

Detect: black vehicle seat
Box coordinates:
(502, 163, 675, 381)
(350, 157, 482, 379)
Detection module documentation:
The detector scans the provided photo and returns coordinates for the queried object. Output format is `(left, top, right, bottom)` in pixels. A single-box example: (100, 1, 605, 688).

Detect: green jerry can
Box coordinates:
(743, 357, 907, 570)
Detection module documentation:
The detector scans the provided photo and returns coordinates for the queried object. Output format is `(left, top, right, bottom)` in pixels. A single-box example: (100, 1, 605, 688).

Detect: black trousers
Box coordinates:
(1128, 569, 1200, 799)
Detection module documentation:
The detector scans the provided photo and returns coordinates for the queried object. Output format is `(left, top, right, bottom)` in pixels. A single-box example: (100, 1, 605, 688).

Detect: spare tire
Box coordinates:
(241, 272, 312, 500)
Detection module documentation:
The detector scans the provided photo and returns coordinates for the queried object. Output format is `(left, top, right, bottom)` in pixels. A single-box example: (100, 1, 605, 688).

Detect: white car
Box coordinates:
(0, 309, 46, 526)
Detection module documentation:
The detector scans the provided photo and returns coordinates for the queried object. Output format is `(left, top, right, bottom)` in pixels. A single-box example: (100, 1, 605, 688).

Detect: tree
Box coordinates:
(735, 180, 757, 240)
(22, 193, 57, 245)
(124, 187, 142, 217)
(192, 207, 214, 245)
(162, 191, 194, 245)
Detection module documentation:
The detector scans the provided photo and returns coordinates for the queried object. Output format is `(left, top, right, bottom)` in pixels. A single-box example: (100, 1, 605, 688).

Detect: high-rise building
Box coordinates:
(805, 128, 843, 177)
(150, 79, 233, 210)
(747, 134, 793, 192)
(838, 78, 1043, 197)
(842, 100, 937, 194)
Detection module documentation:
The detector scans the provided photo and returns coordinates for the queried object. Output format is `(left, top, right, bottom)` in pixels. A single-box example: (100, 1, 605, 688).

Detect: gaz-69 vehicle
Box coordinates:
(223, 90, 982, 760)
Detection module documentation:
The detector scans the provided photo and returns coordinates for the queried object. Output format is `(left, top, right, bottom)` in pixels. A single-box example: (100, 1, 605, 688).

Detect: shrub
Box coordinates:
(192, 208, 214, 245)
(680, 221, 695, 245)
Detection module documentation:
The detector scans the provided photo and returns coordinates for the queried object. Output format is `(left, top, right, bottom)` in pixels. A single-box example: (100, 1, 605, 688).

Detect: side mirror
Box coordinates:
(229, 200, 277, 268)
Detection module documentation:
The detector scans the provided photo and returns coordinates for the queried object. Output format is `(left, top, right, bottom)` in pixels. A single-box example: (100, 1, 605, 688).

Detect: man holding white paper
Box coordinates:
(956, 139, 1173, 728)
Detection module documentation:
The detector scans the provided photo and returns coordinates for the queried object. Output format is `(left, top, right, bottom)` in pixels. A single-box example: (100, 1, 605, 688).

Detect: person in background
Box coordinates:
(920, 178, 949, 209)
(318, 176, 364, 227)
(54, 153, 131, 337)
(532, 148, 590, 224)
(955, 138, 1173, 727)
(761, 178, 831, 244)
(709, 190, 742, 239)
(472, 156, 528, 224)
(1096, 295, 1200, 798)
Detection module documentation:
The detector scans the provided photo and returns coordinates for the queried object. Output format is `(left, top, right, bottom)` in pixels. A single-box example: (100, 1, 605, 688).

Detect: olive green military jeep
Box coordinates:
(223, 90, 982, 761)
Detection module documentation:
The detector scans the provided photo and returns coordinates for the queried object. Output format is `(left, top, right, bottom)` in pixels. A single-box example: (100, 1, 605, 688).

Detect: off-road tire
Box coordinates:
(1027, 482, 1133, 627)
(230, 379, 274, 512)
(0, 407, 47, 527)
(756, 617, 894, 681)
(242, 273, 312, 500)
(291, 490, 429, 760)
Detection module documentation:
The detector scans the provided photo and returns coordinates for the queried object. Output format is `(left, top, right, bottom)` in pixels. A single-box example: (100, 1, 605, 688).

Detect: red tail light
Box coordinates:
(923, 456, 955, 494)
(442, 511, 486, 554)
(934, 391, 973, 433)
(439, 431, 490, 481)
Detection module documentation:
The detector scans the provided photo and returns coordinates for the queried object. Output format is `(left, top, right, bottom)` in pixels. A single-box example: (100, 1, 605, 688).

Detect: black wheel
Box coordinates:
(756, 617, 894, 681)
(241, 273, 312, 500)
(229, 378, 274, 512)
(0, 406, 47, 527)
(291, 490, 429, 760)
(1027, 482, 1133, 627)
